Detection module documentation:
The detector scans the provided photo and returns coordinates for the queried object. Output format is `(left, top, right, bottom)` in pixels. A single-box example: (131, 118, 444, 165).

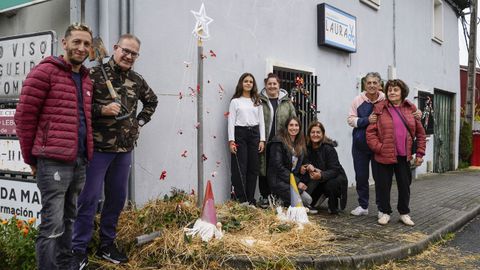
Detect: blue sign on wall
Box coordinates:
(317, 3, 357, 53)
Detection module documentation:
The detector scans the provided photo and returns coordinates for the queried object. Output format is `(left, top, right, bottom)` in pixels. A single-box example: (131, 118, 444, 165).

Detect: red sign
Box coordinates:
(0, 109, 16, 136)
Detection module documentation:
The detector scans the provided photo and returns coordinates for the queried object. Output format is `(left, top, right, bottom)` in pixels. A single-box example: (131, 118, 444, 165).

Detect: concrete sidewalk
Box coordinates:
(230, 170, 480, 269)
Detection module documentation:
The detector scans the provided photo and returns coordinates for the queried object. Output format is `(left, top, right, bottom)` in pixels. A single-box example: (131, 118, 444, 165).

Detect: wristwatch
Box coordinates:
(138, 119, 145, 127)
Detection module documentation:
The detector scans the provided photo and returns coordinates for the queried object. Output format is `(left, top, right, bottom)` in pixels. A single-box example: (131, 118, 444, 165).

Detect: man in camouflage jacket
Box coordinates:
(71, 34, 158, 267)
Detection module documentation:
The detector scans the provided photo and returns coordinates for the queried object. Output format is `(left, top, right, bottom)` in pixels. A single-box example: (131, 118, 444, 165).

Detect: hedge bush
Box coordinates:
(459, 120, 473, 164)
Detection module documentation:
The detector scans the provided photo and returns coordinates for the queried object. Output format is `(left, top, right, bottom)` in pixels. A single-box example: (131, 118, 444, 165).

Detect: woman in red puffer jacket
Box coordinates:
(366, 79, 426, 227)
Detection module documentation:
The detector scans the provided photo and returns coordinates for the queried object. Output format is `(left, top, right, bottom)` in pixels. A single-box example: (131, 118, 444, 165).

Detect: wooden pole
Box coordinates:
(197, 38, 204, 207)
(466, 0, 477, 126)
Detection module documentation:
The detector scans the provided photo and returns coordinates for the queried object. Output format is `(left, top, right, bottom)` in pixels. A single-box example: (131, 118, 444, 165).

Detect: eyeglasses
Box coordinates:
(116, 45, 139, 58)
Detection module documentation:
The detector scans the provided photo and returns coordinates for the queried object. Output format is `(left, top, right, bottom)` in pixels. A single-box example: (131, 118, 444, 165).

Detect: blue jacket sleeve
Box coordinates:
(357, 116, 370, 128)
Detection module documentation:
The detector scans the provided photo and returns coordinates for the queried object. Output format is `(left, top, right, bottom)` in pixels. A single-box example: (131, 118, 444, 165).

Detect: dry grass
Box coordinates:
(91, 189, 338, 270)
(88, 189, 480, 270)
(398, 231, 427, 243)
(373, 239, 480, 270)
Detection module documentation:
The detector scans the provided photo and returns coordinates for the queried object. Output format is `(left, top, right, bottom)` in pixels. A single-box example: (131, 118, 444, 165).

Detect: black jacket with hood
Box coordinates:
(267, 136, 305, 204)
(304, 138, 347, 184)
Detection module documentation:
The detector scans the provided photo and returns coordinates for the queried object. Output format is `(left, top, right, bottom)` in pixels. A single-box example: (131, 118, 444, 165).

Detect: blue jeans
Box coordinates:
(35, 157, 86, 270)
(352, 146, 379, 209)
(72, 151, 132, 253)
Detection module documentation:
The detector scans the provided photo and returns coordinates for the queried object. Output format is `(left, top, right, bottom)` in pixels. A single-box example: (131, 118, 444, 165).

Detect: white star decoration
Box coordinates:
(191, 3, 213, 40)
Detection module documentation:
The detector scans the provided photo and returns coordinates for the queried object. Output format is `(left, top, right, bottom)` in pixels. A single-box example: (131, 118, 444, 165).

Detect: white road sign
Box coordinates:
(0, 178, 41, 225)
(0, 139, 30, 173)
(0, 31, 56, 100)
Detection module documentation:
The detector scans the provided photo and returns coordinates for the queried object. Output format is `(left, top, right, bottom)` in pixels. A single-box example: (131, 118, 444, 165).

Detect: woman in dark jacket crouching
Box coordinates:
(267, 116, 308, 206)
(303, 121, 348, 214)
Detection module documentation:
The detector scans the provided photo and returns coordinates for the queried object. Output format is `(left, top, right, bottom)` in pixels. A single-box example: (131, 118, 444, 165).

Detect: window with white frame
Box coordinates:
(433, 0, 444, 44)
(360, 0, 380, 10)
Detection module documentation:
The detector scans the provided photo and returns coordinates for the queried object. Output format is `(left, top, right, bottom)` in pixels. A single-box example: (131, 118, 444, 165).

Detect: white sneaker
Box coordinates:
(350, 206, 368, 216)
(400, 214, 415, 226)
(378, 213, 391, 225)
(378, 211, 384, 219)
(306, 205, 318, 215)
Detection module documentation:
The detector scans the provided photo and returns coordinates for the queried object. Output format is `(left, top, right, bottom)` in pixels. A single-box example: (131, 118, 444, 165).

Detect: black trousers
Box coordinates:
(376, 156, 412, 215)
(258, 175, 269, 198)
(258, 144, 272, 197)
(307, 175, 343, 212)
(231, 126, 260, 203)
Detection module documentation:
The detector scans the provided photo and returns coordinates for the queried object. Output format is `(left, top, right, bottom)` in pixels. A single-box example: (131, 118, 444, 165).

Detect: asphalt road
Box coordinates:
(445, 214, 480, 265)
(373, 213, 480, 270)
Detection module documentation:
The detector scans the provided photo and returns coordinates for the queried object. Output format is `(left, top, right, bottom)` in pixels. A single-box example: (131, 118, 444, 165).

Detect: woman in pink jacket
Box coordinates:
(366, 79, 426, 226)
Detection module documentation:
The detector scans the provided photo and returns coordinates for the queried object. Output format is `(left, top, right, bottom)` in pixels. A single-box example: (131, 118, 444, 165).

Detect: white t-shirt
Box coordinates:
(228, 96, 266, 141)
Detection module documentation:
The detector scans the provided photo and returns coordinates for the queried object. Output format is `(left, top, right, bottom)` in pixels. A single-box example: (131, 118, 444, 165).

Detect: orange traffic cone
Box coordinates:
(184, 180, 223, 241)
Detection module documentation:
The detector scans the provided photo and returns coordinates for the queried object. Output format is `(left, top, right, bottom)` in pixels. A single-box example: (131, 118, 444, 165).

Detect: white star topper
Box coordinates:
(191, 3, 213, 40)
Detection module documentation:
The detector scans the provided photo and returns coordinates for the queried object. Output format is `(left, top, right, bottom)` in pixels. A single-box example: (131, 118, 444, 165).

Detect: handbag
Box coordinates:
(390, 104, 417, 154)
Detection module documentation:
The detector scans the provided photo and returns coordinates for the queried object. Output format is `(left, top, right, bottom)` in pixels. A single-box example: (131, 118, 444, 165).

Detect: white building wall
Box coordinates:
(0, 0, 69, 53)
(129, 0, 460, 205)
(395, 1, 460, 171)
(0, 0, 461, 205)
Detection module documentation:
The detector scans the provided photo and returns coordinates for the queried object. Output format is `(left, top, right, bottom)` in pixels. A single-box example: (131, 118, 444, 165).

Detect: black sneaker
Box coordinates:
(328, 207, 339, 215)
(96, 244, 128, 264)
(71, 250, 88, 270)
(313, 194, 327, 208)
(340, 176, 348, 210)
(258, 196, 269, 209)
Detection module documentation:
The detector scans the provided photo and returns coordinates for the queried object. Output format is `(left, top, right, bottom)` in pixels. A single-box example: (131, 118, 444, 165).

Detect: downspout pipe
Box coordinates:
(120, 0, 129, 33)
(70, 0, 82, 23)
(120, 0, 136, 206)
(392, 0, 396, 67)
(129, 0, 134, 33)
(99, 0, 110, 49)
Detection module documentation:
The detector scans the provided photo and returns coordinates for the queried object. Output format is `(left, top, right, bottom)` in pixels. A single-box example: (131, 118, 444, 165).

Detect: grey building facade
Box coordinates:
(0, 0, 463, 205)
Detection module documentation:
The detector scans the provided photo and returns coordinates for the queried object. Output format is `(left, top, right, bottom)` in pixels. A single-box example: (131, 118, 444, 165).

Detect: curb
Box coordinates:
(225, 204, 480, 269)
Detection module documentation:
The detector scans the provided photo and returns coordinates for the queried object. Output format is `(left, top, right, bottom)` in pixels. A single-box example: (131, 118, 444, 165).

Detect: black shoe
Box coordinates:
(313, 194, 327, 208)
(96, 244, 128, 264)
(340, 177, 348, 210)
(71, 250, 88, 270)
(328, 207, 339, 215)
(327, 197, 340, 215)
(258, 196, 269, 209)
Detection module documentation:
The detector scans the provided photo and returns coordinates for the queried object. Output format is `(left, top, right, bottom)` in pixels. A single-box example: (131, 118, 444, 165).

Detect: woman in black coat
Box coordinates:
(303, 121, 348, 214)
(267, 116, 308, 206)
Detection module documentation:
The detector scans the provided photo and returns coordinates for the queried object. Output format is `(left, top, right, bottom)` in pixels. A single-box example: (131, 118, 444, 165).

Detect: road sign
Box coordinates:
(0, 0, 49, 14)
(0, 139, 30, 173)
(0, 31, 56, 101)
(0, 109, 16, 136)
(0, 178, 40, 225)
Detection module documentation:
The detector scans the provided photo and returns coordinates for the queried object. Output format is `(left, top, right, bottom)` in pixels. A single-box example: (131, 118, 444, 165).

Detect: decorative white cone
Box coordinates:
(286, 206, 309, 224)
(276, 206, 287, 221)
(184, 180, 223, 242)
(276, 173, 309, 224)
(184, 219, 223, 242)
